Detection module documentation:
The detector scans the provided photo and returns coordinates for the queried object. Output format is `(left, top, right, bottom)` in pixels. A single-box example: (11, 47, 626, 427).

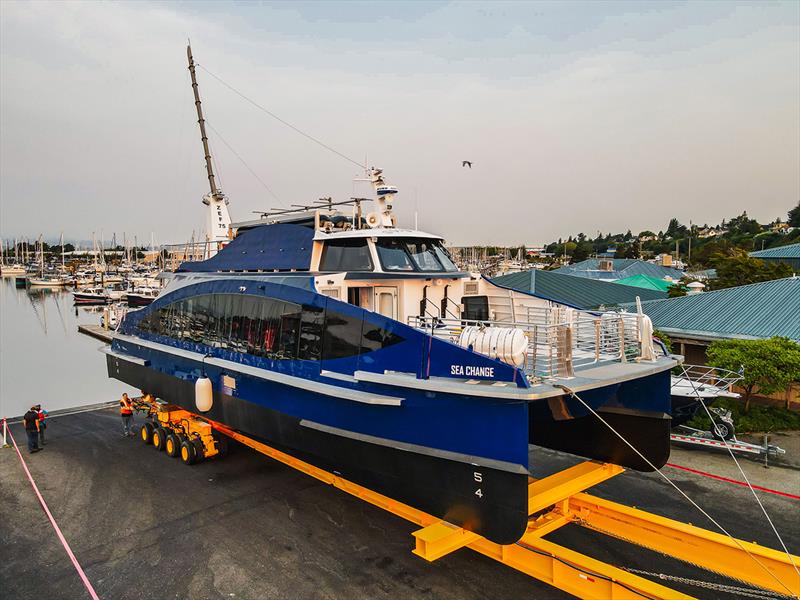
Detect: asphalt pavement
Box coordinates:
(1, 407, 798, 600)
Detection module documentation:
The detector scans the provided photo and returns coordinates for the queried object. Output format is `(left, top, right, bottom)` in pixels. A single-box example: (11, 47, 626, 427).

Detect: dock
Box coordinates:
(1, 405, 798, 599)
(77, 324, 114, 344)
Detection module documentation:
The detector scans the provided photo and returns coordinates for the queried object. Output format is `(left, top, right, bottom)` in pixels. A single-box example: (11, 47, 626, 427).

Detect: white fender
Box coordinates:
(195, 376, 213, 412)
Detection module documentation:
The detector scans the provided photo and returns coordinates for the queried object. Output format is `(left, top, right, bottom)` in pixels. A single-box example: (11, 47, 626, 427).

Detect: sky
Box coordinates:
(0, 1, 798, 247)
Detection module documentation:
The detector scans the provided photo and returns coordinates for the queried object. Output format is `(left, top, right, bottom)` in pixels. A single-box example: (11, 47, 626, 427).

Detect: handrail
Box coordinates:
(672, 364, 743, 391)
(408, 306, 650, 381)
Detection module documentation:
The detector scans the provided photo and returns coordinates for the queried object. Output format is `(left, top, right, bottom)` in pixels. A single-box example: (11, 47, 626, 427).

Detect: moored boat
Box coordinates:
(670, 364, 741, 427)
(1, 264, 26, 277)
(73, 285, 124, 304)
(124, 286, 160, 306)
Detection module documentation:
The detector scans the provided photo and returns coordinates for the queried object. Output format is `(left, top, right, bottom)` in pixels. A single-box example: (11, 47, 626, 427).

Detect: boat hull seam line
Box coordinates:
(300, 419, 530, 475)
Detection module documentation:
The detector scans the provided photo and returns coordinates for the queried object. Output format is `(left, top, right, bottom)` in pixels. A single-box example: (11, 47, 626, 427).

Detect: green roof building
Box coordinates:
(749, 242, 800, 271)
(613, 274, 673, 293)
(620, 277, 800, 364)
(491, 269, 666, 310)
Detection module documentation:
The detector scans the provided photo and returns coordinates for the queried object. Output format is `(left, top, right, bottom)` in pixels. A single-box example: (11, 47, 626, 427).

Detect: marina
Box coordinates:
(2, 3, 799, 599)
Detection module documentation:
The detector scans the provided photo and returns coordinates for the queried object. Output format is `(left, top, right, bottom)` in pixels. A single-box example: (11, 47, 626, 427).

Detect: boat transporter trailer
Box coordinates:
(132, 395, 799, 599)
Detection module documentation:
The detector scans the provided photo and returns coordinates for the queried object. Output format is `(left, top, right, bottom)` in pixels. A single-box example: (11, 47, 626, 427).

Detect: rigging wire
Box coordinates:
(555, 383, 797, 598)
(680, 365, 800, 581)
(212, 151, 224, 191)
(196, 63, 366, 171)
(205, 120, 283, 205)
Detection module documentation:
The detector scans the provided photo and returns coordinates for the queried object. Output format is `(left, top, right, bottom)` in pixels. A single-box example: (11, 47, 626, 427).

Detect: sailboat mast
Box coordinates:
(187, 44, 221, 200)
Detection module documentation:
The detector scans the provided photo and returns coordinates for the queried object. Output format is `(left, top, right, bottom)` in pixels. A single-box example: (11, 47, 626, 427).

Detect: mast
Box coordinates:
(38, 234, 43, 278)
(187, 44, 221, 201)
(186, 44, 232, 255)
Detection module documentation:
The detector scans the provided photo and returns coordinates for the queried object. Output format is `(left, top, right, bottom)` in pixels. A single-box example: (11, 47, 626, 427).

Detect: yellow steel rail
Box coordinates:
(567, 492, 800, 596)
(208, 421, 800, 599)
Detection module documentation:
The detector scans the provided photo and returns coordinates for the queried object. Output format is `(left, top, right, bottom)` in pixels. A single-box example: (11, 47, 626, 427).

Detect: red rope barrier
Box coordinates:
(4, 419, 101, 600)
(666, 462, 800, 501)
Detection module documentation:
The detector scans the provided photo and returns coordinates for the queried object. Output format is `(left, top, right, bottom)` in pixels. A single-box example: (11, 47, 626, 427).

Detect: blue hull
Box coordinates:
(107, 276, 672, 544)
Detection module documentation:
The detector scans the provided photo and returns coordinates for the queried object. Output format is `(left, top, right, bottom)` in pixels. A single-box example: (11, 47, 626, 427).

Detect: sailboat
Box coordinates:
(0, 239, 26, 277)
(27, 234, 71, 288)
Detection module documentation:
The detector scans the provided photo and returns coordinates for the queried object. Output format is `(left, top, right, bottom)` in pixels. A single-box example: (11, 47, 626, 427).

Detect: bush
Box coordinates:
(707, 337, 800, 411)
(652, 329, 673, 353)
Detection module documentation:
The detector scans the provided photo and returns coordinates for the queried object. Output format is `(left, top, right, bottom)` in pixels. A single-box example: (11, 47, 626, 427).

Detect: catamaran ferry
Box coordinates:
(103, 47, 679, 545)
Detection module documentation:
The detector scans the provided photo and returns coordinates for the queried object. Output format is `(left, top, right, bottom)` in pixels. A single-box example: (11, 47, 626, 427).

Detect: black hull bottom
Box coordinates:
(126, 297, 155, 307)
(529, 404, 671, 472)
(107, 355, 530, 545)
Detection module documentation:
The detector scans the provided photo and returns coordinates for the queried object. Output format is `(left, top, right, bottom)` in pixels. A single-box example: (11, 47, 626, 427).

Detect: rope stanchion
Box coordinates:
(2, 417, 10, 448)
(5, 419, 101, 600)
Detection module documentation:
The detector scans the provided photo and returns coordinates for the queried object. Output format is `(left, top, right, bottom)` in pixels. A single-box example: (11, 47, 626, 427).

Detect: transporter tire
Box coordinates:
(165, 432, 180, 457)
(152, 427, 167, 451)
(213, 433, 229, 457)
(191, 438, 205, 463)
(140, 422, 154, 445)
(180, 440, 196, 465)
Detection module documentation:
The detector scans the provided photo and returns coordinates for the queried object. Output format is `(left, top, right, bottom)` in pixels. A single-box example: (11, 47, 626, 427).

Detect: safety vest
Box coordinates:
(120, 397, 133, 415)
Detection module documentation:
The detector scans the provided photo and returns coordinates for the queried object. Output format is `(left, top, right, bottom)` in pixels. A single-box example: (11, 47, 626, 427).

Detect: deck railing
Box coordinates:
(408, 306, 653, 381)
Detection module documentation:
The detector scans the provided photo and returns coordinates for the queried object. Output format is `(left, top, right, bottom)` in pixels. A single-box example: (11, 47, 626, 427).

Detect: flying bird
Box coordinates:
(462, 160, 472, 168)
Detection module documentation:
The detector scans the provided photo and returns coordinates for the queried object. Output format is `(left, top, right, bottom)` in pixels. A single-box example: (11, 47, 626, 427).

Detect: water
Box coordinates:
(0, 278, 129, 418)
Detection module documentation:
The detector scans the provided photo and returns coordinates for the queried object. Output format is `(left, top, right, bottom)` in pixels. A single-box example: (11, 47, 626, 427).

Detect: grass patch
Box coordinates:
(686, 397, 800, 433)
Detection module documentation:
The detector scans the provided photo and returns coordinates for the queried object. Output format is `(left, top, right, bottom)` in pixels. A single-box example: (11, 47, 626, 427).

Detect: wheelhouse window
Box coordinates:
(376, 238, 459, 273)
(319, 239, 373, 271)
(375, 239, 414, 271)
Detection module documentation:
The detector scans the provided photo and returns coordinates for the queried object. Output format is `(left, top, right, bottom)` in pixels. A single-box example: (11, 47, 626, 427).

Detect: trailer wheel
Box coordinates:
(165, 432, 180, 457)
(713, 420, 735, 441)
(180, 440, 196, 465)
(152, 427, 167, 451)
(140, 422, 154, 445)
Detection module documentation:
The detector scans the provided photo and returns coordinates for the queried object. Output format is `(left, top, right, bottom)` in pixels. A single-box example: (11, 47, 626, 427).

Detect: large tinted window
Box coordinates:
(137, 294, 403, 361)
(322, 310, 363, 360)
(320, 239, 373, 271)
(361, 321, 404, 353)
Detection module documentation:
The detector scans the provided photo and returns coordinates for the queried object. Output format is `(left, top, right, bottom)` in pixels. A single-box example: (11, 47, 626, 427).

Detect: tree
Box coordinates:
(727, 212, 761, 236)
(789, 201, 800, 228)
(572, 241, 592, 262)
(666, 218, 686, 238)
(710, 253, 793, 290)
(667, 283, 687, 297)
(707, 338, 800, 411)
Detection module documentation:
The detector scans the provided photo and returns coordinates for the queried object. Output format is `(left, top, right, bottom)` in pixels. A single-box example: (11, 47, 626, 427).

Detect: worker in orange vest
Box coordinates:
(120, 393, 134, 437)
